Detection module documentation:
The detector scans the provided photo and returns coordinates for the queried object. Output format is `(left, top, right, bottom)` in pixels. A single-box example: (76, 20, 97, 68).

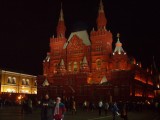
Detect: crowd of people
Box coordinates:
(40, 94, 66, 120)
(19, 95, 160, 120)
(1, 95, 160, 120)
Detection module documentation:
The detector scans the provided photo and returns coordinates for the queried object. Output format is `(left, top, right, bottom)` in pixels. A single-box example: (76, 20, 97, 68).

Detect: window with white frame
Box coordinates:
(7, 77, 12, 83)
(26, 79, 29, 85)
(12, 77, 16, 84)
(22, 79, 26, 85)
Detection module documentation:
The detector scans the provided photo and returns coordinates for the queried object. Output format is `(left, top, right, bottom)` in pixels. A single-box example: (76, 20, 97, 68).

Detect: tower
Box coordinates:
(109, 33, 129, 70)
(43, 3, 67, 76)
(96, 0, 107, 30)
(90, 0, 113, 83)
(56, 3, 66, 37)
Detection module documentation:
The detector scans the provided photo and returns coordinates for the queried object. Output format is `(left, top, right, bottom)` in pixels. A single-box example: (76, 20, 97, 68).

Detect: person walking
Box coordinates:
(28, 98, 33, 114)
(41, 94, 54, 120)
(111, 102, 120, 120)
(71, 100, 76, 115)
(21, 97, 27, 114)
(104, 101, 109, 116)
(53, 97, 66, 120)
(120, 102, 128, 120)
(98, 100, 103, 116)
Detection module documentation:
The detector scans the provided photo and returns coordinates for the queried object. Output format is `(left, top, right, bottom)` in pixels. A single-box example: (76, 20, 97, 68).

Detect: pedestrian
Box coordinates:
(53, 97, 66, 120)
(21, 97, 27, 114)
(111, 102, 120, 120)
(71, 100, 76, 115)
(64, 98, 69, 111)
(98, 100, 103, 116)
(28, 98, 33, 114)
(41, 94, 54, 120)
(120, 102, 128, 120)
(104, 101, 109, 115)
(0, 97, 3, 108)
(83, 100, 87, 111)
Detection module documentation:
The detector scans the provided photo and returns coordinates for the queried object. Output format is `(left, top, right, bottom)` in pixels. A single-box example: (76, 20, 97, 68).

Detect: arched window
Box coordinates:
(96, 59, 102, 69)
(22, 79, 26, 85)
(12, 77, 16, 84)
(68, 62, 72, 72)
(26, 79, 29, 85)
(7, 77, 12, 83)
(34, 80, 37, 86)
(73, 62, 78, 72)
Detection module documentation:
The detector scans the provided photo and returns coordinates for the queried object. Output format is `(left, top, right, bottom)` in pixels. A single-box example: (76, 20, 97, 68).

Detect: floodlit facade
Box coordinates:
(0, 69, 37, 94)
(38, 0, 156, 102)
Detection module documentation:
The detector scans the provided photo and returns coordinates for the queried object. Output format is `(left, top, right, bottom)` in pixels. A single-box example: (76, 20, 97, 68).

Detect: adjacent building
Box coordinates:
(0, 69, 37, 95)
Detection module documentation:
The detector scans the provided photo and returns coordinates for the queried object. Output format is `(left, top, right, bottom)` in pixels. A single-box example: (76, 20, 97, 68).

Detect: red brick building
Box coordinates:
(38, 0, 155, 103)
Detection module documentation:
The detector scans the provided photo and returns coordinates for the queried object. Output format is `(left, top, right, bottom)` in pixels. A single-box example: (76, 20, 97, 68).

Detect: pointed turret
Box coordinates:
(100, 75, 107, 84)
(42, 79, 49, 86)
(44, 52, 50, 62)
(113, 33, 126, 55)
(97, 0, 107, 30)
(60, 59, 65, 66)
(81, 56, 89, 72)
(82, 56, 88, 65)
(56, 3, 66, 37)
(59, 59, 66, 73)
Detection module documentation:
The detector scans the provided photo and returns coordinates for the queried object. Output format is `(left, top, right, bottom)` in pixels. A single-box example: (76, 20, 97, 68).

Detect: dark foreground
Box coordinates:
(0, 106, 160, 120)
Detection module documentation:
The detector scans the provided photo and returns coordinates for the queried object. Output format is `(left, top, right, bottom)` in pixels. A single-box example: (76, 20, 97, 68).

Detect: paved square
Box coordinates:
(0, 106, 160, 120)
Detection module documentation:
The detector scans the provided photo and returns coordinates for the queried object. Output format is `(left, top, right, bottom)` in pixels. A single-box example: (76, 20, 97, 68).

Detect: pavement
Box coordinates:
(0, 106, 160, 120)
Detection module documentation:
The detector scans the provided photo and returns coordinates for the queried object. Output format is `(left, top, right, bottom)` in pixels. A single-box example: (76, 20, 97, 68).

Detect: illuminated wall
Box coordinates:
(0, 70, 37, 94)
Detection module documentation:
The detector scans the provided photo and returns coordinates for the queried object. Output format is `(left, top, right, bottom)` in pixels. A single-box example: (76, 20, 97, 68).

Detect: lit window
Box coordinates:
(12, 77, 16, 84)
(73, 62, 78, 72)
(96, 59, 102, 69)
(68, 62, 72, 72)
(34, 80, 37, 86)
(22, 79, 26, 85)
(7, 77, 12, 83)
(26, 79, 29, 85)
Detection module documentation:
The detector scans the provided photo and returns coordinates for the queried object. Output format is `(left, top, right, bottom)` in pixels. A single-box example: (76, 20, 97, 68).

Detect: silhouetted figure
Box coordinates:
(98, 100, 103, 116)
(111, 102, 120, 120)
(41, 94, 54, 120)
(71, 100, 76, 115)
(121, 102, 128, 120)
(104, 101, 109, 115)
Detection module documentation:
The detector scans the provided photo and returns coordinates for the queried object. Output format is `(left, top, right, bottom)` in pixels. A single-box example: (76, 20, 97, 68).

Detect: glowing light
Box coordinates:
(135, 93, 142, 97)
(34, 91, 37, 94)
(6, 88, 16, 93)
(7, 88, 11, 92)
(25, 90, 29, 93)
(18, 95, 22, 100)
(148, 95, 154, 98)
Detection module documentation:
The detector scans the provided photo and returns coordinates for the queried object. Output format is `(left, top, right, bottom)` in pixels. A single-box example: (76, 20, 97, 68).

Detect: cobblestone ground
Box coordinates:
(0, 106, 160, 120)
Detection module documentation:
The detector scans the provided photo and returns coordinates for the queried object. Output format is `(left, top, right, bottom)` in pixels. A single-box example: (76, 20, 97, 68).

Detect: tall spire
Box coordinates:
(99, 0, 104, 13)
(97, 0, 107, 30)
(113, 33, 126, 55)
(56, 3, 66, 37)
(59, 3, 64, 21)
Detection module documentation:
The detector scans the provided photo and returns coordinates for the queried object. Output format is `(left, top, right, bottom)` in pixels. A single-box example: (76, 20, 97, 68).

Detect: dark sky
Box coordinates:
(1, 0, 160, 75)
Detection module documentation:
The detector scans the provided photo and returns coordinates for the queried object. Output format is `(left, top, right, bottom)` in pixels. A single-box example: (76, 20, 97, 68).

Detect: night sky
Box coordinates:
(1, 0, 160, 75)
